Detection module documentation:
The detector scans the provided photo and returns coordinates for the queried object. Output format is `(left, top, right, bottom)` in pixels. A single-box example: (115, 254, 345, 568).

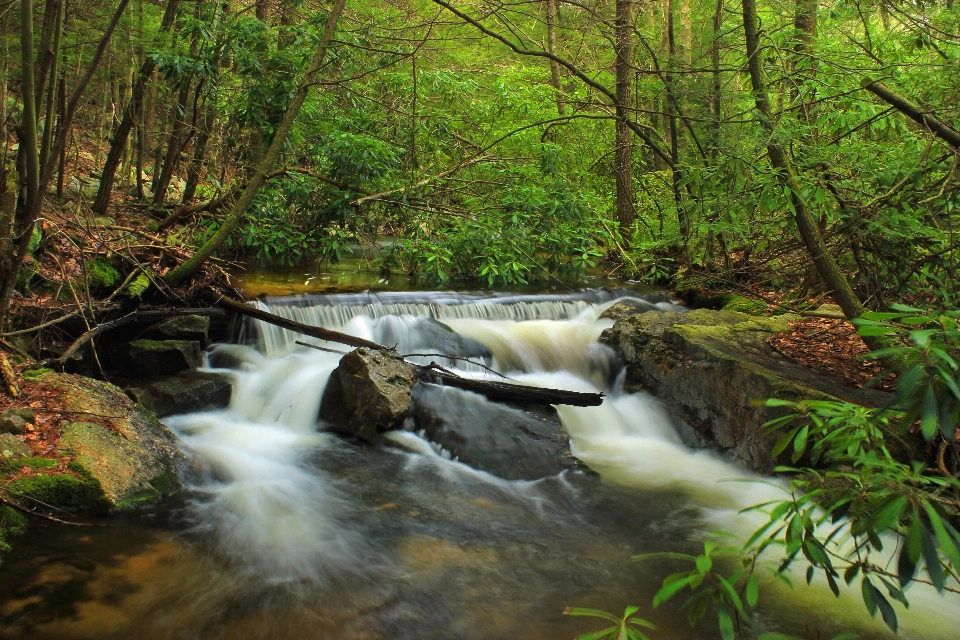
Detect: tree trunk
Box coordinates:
(152, 81, 190, 206)
(614, 0, 636, 231)
(92, 0, 179, 215)
(39, 0, 64, 171)
(20, 0, 40, 208)
(163, 0, 348, 286)
(862, 81, 960, 150)
(0, 0, 130, 329)
(741, 0, 873, 337)
(545, 0, 564, 116)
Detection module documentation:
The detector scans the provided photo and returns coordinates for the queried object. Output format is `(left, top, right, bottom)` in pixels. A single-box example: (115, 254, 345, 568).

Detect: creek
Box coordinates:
(0, 287, 955, 639)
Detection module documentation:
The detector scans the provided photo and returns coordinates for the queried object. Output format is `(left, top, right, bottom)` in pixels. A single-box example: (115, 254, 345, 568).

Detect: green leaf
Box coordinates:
(718, 600, 735, 640)
(920, 525, 945, 591)
(564, 608, 621, 624)
(745, 574, 759, 607)
(652, 575, 695, 608)
(687, 590, 711, 626)
(873, 586, 898, 633)
(861, 577, 878, 617)
(925, 504, 960, 571)
(695, 554, 713, 574)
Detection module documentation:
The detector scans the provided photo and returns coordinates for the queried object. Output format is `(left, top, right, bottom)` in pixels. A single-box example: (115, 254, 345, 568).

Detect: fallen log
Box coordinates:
(215, 294, 388, 351)
(297, 340, 604, 408)
(417, 364, 604, 407)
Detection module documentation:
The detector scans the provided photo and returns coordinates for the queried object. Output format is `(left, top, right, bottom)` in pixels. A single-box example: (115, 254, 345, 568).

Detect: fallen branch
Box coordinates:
(0, 494, 92, 526)
(862, 80, 960, 150)
(1, 353, 18, 397)
(417, 364, 603, 407)
(216, 294, 388, 350)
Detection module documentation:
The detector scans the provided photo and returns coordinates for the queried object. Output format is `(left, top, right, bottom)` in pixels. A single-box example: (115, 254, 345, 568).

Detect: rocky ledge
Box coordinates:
(599, 309, 890, 473)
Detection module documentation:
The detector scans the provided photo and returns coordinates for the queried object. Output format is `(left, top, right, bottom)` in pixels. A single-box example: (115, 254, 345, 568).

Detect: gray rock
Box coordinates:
(128, 370, 232, 417)
(127, 339, 202, 375)
(320, 348, 418, 442)
(410, 383, 585, 481)
(152, 314, 210, 347)
(599, 309, 892, 473)
(0, 433, 31, 458)
(599, 297, 658, 320)
(0, 408, 34, 434)
(374, 316, 492, 359)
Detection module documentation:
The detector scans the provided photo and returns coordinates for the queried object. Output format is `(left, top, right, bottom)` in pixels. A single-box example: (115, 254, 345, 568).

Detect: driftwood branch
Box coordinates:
(216, 295, 388, 350)
(417, 365, 604, 407)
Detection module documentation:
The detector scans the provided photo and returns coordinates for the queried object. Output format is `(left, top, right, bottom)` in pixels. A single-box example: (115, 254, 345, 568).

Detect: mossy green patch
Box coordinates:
(84, 256, 120, 289)
(126, 272, 151, 297)
(6, 462, 110, 513)
(0, 505, 27, 554)
(22, 367, 54, 380)
(720, 295, 768, 316)
(148, 472, 176, 495)
(18, 457, 57, 469)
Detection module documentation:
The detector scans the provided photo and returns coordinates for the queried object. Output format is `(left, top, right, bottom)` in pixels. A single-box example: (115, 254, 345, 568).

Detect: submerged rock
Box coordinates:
(599, 297, 659, 320)
(128, 370, 232, 417)
(127, 339, 202, 375)
(599, 309, 890, 472)
(410, 383, 585, 481)
(374, 316, 492, 359)
(320, 348, 418, 442)
(11, 372, 184, 510)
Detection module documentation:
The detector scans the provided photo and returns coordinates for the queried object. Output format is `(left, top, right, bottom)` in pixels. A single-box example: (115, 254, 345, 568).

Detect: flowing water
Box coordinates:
(1, 289, 957, 639)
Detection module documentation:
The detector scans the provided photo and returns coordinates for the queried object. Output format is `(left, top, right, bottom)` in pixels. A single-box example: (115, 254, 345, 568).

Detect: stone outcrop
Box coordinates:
(599, 309, 890, 473)
(320, 348, 418, 441)
(411, 383, 586, 481)
(127, 339, 203, 375)
(127, 370, 232, 417)
(5, 372, 184, 510)
(150, 314, 211, 347)
(0, 408, 33, 434)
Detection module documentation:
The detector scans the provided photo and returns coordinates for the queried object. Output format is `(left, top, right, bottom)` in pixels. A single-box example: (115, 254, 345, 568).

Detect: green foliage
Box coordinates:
(125, 272, 151, 298)
(6, 462, 111, 513)
(563, 605, 657, 640)
(0, 505, 27, 554)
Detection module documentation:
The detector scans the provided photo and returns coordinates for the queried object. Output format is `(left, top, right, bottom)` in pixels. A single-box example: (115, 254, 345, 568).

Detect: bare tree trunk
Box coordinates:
(163, 0, 348, 285)
(39, 0, 64, 171)
(20, 0, 40, 208)
(741, 0, 874, 337)
(92, 0, 179, 214)
(0, 0, 130, 329)
(545, 0, 564, 116)
(614, 0, 636, 231)
(152, 81, 190, 206)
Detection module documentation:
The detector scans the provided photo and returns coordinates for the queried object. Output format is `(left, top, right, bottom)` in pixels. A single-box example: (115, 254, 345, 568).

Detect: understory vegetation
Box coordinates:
(1, 0, 959, 637)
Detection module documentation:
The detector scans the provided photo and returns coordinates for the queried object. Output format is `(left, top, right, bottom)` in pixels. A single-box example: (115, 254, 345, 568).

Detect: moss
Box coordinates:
(18, 457, 57, 469)
(6, 462, 110, 513)
(84, 256, 120, 289)
(720, 295, 768, 316)
(126, 272, 151, 297)
(148, 472, 176, 496)
(114, 486, 161, 510)
(22, 367, 54, 379)
(0, 505, 28, 554)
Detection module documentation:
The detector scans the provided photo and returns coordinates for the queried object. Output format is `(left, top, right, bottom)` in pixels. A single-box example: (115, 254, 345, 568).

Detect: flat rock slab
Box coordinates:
(151, 314, 211, 347)
(599, 309, 891, 473)
(410, 383, 584, 481)
(320, 348, 418, 442)
(128, 370, 232, 417)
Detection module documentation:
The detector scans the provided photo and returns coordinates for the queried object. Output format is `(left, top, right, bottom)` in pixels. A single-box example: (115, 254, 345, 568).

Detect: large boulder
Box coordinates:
(127, 339, 202, 375)
(6, 372, 184, 510)
(599, 297, 659, 320)
(0, 408, 33, 434)
(320, 348, 418, 442)
(410, 383, 585, 481)
(599, 309, 891, 473)
(127, 370, 232, 417)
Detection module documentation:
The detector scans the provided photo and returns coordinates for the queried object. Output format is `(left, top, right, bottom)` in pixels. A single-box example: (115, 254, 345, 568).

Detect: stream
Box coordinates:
(0, 287, 956, 639)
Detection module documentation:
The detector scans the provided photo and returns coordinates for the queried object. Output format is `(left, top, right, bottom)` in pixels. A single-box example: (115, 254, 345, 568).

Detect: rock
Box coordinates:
(10, 371, 184, 510)
(0, 408, 34, 434)
(720, 295, 767, 315)
(410, 383, 585, 481)
(151, 314, 210, 347)
(0, 434, 31, 458)
(127, 339, 202, 375)
(374, 316, 492, 359)
(128, 370, 232, 417)
(599, 297, 658, 320)
(599, 309, 891, 473)
(320, 348, 418, 442)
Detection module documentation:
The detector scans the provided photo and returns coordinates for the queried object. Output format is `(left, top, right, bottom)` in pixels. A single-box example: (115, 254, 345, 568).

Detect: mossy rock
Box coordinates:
(0, 506, 27, 555)
(0, 434, 31, 459)
(7, 462, 111, 513)
(22, 372, 185, 510)
(599, 309, 891, 473)
(719, 295, 768, 315)
(127, 339, 203, 375)
(128, 370, 231, 417)
(84, 256, 120, 289)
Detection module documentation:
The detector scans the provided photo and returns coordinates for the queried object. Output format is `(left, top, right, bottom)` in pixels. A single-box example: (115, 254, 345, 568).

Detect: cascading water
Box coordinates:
(2, 289, 957, 640)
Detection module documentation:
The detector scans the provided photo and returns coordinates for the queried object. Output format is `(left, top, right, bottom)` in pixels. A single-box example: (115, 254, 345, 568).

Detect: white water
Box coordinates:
(166, 290, 957, 638)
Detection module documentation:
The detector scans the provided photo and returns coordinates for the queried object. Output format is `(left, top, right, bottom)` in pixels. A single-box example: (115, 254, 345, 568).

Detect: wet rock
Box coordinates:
(0, 408, 34, 434)
(375, 316, 492, 359)
(127, 339, 202, 375)
(599, 309, 891, 473)
(151, 314, 211, 347)
(599, 297, 658, 320)
(410, 383, 585, 481)
(128, 371, 232, 417)
(0, 433, 31, 458)
(14, 371, 184, 510)
(320, 348, 418, 442)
